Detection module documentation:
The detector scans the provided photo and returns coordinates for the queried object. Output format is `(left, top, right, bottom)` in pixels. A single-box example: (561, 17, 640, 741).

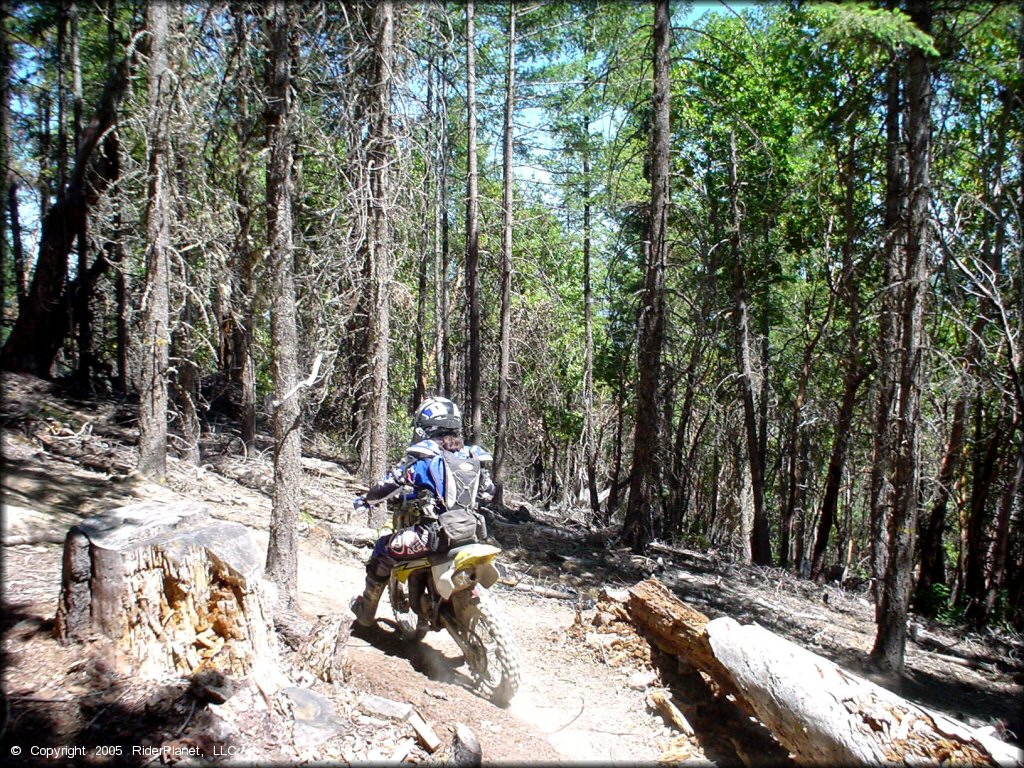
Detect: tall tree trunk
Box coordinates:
(464, 0, 482, 443)
(361, 0, 396, 485)
(669, 342, 702, 539)
(914, 395, 965, 608)
(782, 293, 832, 570)
(727, 130, 771, 566)
(810, 366, 867, 579)
(70, 0, 92, 388)
(0, 12, 24, 316)
(137, 0, 173, 481)
(173, 297, 201, 466)
(433, 53, 449, 398)
(983, 428, 1023, 620)
(263, 0, 302, 608)
(56, 1, 68, 194)
(606, 365, 626, 522)
(108, 2, 126, 394)
(438, 59, 452, 399)
(962, 66, 1015, 625)
(38, 92, 51, 221)
(232, 8, 257, 454)
(872, 0, 932, 674)
(869, 42, 904, 606)
(811, 131, 867, 581)
(494, 5, 516, 503)
(414, 52, 432, 410)
(622, 0, 671, 554)
(962, 414, 1003, 622)
(582, 118, 600, 517)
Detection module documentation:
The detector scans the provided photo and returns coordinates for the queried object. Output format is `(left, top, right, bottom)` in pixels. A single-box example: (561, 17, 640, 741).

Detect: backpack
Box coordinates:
(435, 450, 484, 550)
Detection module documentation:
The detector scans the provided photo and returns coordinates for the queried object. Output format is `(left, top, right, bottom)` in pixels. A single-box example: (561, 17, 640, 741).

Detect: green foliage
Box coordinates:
(808, 2, 939, 57)
(916, 584, 965, 626)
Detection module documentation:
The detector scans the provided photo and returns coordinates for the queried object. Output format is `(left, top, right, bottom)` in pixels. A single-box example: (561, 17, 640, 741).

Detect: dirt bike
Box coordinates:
(383, 492, 521, 706)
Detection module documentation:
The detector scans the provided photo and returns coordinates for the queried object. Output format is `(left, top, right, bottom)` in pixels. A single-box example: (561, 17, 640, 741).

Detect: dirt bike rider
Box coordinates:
(350, 396, 495, 627)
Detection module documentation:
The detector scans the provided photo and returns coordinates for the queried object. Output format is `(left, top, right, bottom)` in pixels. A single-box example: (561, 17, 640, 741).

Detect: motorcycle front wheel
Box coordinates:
(448, 589, 521, 706)
(389, 576, 427, 642)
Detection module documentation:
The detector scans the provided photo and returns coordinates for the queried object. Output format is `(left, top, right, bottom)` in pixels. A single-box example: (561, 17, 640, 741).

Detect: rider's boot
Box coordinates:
(350, 563, 387, 627)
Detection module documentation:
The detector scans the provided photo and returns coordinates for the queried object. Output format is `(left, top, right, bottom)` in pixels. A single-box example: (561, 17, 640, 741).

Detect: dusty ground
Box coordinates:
(1, 373, 1022, 765)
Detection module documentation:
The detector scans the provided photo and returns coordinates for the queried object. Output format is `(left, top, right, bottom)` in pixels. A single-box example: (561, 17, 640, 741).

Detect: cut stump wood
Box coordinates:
(299, 616, 350, 684)
(409, 710, 442, 753)
(55, 501, 284, 689)
(625, 578, 1024, 767)
(451, 723, 482, 767)
(648, 689, 694, 736)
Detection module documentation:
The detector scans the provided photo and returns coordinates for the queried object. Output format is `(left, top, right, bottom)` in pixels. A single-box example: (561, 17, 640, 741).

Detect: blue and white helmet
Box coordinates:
(413, 397, 463, 440)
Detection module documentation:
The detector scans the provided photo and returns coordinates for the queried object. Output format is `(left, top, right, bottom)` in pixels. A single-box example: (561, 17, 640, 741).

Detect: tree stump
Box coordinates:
(298, 616, 350, 684)
(56, 501, 283, 687)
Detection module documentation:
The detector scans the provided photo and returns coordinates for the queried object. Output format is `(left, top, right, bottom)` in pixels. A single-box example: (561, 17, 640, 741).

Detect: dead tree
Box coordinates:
(263, 0, 302, 609)
(137, 1, 174, 480)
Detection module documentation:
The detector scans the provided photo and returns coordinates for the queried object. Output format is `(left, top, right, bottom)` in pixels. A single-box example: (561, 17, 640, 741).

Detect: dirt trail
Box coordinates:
(292, 531, 665, 763)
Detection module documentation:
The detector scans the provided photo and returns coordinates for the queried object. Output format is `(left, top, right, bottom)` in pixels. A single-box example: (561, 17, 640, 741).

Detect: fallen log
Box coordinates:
(55, 501, 286, 691)
(3, 531, 67, 546)
(512, 583, 577, 600)
(626, 578, 1023, 767)
(626, 579, 739, 697)
(707, 617, 1022, 767)
(37, 431, 135, 475)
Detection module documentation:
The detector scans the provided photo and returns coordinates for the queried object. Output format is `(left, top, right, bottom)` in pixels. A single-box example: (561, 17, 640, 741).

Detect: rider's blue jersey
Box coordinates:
(402, 440, 493, 505)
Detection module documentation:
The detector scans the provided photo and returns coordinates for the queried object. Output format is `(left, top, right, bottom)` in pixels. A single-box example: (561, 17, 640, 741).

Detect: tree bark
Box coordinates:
(811, 131, 868, 581)
(582, 127, 600, 516)
(0, 14, 25, 315)
(494, 5, 516, 503)
(962, 415, 1003, 622)
(983, 429, 1023, 620)
(464, 0, 482, 443)
(622, 0, 671, 553)
(414, 45, 434, 410)
(361, 0, 396, 485)
(69, 0, 93, 388)
(872, 0, 932, 674)
(137, 1, 173, 481)
(914, 395, 965, 607)
(232, 8, 258, 454)
(869, 42, 905, 605)
(727, 130, 771, 566)
(438, 55, 452, 399)
(264, 0, 302, 609)
(781, 292, 831, 571)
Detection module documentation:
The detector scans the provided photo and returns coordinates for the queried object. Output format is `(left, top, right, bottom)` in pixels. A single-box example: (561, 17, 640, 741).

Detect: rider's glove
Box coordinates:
(353, 496, 369, 513)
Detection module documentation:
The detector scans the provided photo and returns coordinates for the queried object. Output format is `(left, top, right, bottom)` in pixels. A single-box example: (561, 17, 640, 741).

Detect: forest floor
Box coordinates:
(1, 372, 1022, 766)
